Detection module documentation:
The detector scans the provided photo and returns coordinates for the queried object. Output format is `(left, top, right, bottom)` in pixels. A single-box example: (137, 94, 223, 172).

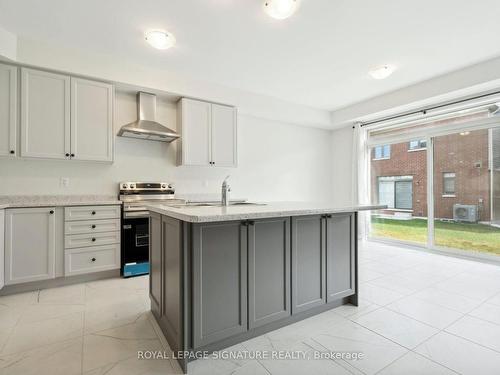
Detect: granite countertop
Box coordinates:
(0, 195, 122, 209)
(147, 202, 386, 223)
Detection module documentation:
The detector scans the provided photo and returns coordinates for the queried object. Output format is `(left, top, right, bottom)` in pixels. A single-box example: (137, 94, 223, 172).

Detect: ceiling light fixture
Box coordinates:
(145, 30, 176, 50)
(263, 0, 299, 20)
(369, 65, 397, 80)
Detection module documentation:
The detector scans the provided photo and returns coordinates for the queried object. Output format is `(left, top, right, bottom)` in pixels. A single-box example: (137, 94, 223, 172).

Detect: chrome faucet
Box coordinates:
(221, 175, 231, 206)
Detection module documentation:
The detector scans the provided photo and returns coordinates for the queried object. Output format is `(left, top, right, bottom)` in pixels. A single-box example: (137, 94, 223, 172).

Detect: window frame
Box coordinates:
(442, 172, 456, 196)
(377, 176, 414, 211)
(408, 139, 427, 151)
(373, 144, 391, 160)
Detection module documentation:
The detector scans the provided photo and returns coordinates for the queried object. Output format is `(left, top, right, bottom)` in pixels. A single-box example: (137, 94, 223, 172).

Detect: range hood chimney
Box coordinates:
(117, 92, 180, 142)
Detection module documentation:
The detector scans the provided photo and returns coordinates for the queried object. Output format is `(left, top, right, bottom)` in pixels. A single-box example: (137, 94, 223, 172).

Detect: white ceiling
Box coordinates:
(1, 0, 500, 111)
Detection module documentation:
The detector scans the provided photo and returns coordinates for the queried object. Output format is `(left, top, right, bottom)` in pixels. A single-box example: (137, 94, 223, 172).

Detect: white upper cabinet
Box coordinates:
(177, 98, 237, 167)
(0, 63, 17, 157)
(178, 98, 212, 166)
(20, 67, 114, 162)
(21, 68, 71, 159)
(71, 77, 114, 162)
(4, 207, 56, 285)
(211, 103, 237, 167)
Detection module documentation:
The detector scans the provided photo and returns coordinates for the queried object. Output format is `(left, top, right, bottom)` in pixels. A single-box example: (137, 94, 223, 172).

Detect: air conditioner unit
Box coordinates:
(453, 204, 478, 223)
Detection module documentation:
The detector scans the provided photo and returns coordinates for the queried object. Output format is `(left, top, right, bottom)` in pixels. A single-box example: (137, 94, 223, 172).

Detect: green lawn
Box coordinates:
(371, 217, 500, 256)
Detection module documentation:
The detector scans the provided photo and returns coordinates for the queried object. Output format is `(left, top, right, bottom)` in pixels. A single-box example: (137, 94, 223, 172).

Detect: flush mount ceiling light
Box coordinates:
(369, 65, 397, 80)
(145, 30, 176, 50)
(263, 0, 299, 20)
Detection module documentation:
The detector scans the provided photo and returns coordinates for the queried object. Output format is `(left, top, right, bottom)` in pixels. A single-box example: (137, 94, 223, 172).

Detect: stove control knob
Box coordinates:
(161, 183, 167, 189)
(130, 184, 136, 189)
(122, 184, 129, 189)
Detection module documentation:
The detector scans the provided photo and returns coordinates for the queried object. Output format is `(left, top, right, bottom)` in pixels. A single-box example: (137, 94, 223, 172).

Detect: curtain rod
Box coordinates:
(360, 89, 500, 128)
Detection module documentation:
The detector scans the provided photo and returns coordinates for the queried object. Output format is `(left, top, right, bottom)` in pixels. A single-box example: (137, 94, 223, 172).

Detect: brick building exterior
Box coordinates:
(371, 129, 491, 221)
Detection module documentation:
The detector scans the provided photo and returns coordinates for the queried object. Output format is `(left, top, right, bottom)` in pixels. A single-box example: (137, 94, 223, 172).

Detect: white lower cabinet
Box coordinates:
(2, 204, 121, 288)
(65, 243, 120, 276)
(4, 207, 57, 285)
(64, 205, 120, 276)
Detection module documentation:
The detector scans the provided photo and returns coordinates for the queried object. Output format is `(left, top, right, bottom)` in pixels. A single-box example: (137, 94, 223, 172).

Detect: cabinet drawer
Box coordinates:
(65, 244, 120, 276)
(65, 231, 120, 249)
(64, 218, 120, 235)
(64, 205, 120, 221)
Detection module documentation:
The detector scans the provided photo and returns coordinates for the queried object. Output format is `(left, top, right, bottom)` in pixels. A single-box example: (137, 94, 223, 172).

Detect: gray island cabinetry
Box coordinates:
(147, 203, 383, 373)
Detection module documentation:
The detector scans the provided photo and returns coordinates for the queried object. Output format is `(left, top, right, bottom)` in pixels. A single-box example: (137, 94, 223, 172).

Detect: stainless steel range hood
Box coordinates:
(118, 92, 180, 142)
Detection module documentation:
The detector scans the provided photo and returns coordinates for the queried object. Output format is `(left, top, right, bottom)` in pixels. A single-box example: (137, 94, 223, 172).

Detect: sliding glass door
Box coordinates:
(367, 118, 500, 259)
(432, 128, 500, 257)
(368, 140, 428, 245)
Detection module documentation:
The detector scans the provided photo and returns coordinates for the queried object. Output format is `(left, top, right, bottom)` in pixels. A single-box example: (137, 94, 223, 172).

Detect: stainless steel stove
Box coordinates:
(118, 182, 182, 277)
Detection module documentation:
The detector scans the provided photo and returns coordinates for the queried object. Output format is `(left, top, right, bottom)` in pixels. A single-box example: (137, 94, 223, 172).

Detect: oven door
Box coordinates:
(121, 216, 150, 277)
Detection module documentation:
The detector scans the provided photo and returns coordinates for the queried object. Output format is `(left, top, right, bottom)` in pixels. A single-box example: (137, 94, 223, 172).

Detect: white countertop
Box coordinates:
(147, 202, 386, 223)
(0, 195, 122, 209)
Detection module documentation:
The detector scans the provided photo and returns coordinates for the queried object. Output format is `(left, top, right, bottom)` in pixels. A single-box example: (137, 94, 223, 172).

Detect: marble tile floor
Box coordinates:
(1, 241, 500, 374)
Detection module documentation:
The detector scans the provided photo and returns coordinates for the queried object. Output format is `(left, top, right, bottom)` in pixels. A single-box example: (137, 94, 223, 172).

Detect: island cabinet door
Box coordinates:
(326, 213, 356, 302)
(291, 215, 326, 314)
(192, 221, 248, 348)
(248, 217, 291, 329)
(149, 213, 162, 317)
(161, 216, 183, 353)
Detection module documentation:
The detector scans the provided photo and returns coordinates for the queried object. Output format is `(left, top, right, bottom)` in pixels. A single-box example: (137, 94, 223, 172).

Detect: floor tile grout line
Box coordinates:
(405, 349, 463, 375)
(382, 302, 465, 330)
(0, 335, 82, 359)
(372, 350, 414, 375)
(307, 337, 367, 375)
(440, 328, 500, 355)
(348, 317, 428, 352)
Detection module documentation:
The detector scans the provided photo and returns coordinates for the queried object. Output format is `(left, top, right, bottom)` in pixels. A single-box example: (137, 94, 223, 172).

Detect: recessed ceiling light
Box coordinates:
(369, 65, 397, 80)
(145, 30, 176, 50)
(263, 0, 299, 20)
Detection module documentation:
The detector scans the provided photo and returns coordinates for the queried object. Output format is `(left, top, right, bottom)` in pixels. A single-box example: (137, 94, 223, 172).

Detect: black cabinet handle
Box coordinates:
(70, 153, 75, 157)
(91, 211, 96, 215)
(91, 238, 96, 242)
(91, 257, 96, 262)
(49, 210, 54, 214)
(91, 224, 96, 229)
(10, 150, 14, 154)
(65, 153, 70, 157)
(247, 220, 255, 226)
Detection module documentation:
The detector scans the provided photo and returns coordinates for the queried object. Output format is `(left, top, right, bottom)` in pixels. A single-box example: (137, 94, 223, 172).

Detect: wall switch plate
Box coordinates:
(60, 177, 70, 187)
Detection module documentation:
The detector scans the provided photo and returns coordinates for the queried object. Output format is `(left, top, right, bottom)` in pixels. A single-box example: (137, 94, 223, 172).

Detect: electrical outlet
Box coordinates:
(60, 177, 70, 187)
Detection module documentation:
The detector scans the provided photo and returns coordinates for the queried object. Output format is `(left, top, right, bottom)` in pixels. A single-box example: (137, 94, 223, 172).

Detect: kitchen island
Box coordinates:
(146, 202, 384, 372)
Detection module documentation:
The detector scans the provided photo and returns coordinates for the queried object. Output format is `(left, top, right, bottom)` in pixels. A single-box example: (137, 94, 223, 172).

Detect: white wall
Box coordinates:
(0, 91, 333, 202)
(331, 125, 354, 206)
(0, 25, 16, 61)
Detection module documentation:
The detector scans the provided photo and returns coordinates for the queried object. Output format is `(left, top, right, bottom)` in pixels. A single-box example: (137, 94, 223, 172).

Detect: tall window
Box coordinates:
(442, 172, 456, 195)
(409, 139, 427, 150)
(374, 145, 391, 159)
